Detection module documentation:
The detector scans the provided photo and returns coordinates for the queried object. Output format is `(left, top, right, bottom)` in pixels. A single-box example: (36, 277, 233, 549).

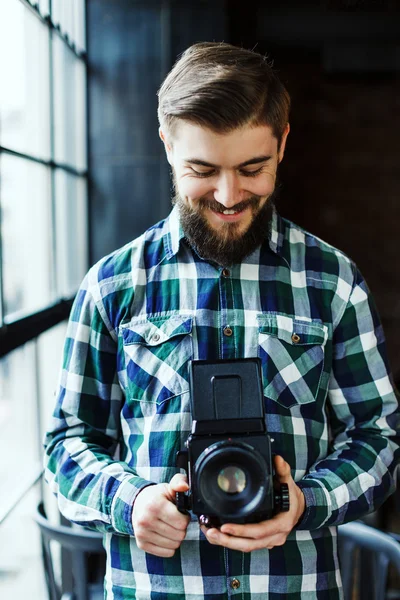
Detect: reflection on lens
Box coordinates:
(217, 466, 246, 494)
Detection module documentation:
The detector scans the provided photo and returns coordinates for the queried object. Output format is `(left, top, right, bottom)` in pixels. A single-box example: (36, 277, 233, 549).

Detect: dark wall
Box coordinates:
(87, 0, 400, 380)
(87, 0, 226, 264)
(228, 2, 400, 380)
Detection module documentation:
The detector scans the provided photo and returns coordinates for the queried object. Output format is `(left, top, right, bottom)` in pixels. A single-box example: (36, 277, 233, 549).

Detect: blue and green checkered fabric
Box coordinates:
(44, 205, 399, 599)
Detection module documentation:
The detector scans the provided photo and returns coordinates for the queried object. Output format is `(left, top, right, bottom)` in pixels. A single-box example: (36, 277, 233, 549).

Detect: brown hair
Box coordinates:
(157, 42, 290, 149)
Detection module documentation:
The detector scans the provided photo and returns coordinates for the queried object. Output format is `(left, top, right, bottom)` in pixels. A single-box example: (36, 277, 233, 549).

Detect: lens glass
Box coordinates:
(217, 466, 246, 494)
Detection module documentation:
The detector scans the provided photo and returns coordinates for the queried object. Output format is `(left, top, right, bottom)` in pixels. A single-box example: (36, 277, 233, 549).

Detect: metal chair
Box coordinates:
(338, 520, 400, 600)
(34, 501, 106, 600)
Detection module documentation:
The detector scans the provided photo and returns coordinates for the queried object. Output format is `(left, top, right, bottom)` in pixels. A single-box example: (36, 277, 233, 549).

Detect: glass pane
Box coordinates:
(0, 0, 50, 160)
(39, 0, 50, 16)
(53, 35, 87, 170)
(1, 155, 53, 320)
(55, 171, 88, 297)
(63, 0, 74, 44)
(52, 0, 85, 50)
(0, 484, 46, 598)
(51, 0, 62, 31)
(38, 322, 69, 581)
(0, 343, 40, 494)
(37, 322, 68, 439)
(74, 0, 86, 52)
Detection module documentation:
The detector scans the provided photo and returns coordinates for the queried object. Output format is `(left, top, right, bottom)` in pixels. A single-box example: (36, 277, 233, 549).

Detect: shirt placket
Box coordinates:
(219, 266, 236, 360)
(219, 266, 245, 597)
(225, 548, 245, 598)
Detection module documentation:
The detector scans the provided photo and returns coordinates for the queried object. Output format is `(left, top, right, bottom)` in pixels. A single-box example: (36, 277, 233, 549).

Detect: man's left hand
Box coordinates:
(201, 455, 305, 552)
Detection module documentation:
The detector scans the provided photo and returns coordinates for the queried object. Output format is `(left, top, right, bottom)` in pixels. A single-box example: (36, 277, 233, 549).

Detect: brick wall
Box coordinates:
(278, 60, 400, 382)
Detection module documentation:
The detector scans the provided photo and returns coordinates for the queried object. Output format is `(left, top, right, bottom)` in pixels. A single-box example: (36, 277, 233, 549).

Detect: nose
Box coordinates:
(213, 171, 241, 208)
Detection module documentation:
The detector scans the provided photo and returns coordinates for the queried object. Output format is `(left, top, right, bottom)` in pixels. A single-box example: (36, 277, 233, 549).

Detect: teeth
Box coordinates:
(223, 209, 237, 215)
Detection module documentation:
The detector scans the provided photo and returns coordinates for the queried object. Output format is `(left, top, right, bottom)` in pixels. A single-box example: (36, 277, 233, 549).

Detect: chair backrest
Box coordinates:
(34, 501, 105, 600)
(338, 520, 400, 600)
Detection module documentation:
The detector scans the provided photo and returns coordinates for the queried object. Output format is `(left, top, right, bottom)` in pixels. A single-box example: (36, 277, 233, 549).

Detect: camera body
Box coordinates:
(176, 358, 289, 527)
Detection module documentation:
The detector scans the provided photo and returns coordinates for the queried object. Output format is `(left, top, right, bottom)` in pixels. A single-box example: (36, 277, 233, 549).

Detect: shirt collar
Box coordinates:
(162, 202, 285, 260)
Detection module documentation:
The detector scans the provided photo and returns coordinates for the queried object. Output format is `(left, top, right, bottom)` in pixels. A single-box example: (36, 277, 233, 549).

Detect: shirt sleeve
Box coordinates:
(296, 264, 400, 530)
(44, 269, 153, 536)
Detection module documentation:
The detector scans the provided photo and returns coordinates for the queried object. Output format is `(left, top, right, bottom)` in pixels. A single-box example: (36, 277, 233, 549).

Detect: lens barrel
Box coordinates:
(195, 440, 269, 520)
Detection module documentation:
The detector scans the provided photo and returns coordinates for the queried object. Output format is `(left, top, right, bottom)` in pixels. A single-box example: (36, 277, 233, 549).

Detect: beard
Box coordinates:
(173, 184, 280, 266)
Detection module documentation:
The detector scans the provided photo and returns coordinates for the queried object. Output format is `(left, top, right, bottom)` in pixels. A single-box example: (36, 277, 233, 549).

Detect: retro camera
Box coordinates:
(176, 358, 290, 528)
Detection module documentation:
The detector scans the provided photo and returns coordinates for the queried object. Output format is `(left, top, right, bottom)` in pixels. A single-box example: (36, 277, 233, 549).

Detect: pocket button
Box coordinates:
(291, 333, 301, 343)
(152, 333, 161, 342)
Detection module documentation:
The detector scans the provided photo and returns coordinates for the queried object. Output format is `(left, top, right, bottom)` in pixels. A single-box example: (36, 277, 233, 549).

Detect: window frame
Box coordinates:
(0, 0, 88, 523)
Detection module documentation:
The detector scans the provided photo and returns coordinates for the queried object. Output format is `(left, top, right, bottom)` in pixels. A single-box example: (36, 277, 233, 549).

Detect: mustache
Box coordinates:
(198, 196, 261, 213)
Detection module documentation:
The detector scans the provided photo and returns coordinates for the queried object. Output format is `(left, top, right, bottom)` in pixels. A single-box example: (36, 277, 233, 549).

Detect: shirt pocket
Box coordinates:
(257, 314, 328, 410)
(120, 314, 194, 404)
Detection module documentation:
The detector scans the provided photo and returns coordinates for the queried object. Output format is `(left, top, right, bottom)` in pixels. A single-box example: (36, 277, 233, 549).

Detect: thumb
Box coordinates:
(167, 473, 189, 499)
(274, 455, 291, 483)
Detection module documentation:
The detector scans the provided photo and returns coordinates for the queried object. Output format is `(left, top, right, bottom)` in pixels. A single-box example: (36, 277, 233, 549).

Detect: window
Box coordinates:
(0, 1, 87, 597)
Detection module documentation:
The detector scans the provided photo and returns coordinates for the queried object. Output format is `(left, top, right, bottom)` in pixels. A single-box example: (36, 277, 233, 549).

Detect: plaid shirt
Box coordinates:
(44, 205, 399, 599)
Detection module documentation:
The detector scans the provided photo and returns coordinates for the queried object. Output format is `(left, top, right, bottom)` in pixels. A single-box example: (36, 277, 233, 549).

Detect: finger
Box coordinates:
(135, 493, 190, 532)
(220, 513, 290, 539)
(166, 473, 189, 498)
(274, 455, 291, 482)
(158, 497, 191, 530)
(155, 517, 190, 540)
(136, 541, 177, 558)
(204, 528, 270, 553)
(136, 528, 184, 550)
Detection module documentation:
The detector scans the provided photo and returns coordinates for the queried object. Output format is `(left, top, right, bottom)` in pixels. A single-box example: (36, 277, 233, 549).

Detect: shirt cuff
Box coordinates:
(295, 479, 331, 530)
(110, 476, 155, 536)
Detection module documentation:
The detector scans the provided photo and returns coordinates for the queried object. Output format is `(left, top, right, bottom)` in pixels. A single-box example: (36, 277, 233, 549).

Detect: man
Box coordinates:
(45, 42, 399, 599)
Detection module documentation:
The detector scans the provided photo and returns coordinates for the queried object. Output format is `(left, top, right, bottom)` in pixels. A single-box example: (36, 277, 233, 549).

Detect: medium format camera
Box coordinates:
(176, 358, 290, 528)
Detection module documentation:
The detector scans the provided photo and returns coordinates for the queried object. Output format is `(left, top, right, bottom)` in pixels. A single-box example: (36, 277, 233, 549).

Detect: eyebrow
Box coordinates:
(184, 155, 272, 169)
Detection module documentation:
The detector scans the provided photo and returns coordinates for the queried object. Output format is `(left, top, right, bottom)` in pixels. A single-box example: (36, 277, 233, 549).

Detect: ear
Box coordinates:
(159, 128, 173, 165)
(278, 123, 290, 163)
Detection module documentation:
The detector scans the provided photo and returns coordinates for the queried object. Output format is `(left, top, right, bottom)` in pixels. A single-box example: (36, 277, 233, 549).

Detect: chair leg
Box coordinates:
(41, 538, 61, 600)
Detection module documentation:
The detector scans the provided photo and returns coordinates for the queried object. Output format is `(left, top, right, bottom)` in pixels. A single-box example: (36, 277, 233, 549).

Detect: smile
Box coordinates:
(210, 205, 249, 222)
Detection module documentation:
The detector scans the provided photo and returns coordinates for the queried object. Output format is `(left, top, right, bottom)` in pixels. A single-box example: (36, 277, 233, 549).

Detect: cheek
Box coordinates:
(178, 178, 212, 201)
(245, 175, 275, 197)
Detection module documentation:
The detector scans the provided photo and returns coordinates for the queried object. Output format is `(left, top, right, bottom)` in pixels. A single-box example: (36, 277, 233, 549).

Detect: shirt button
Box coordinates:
(230, 578, 240, 590)
(222, 268, 230, 277)
(223, 326, 233, 337)
(291, 333, 301, 343)
(152, 333, 160, 342)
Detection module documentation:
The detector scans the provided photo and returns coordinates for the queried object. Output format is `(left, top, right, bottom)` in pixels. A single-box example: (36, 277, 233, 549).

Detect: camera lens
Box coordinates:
(195, 440, 268, 520)
(217, 466, 246, 494)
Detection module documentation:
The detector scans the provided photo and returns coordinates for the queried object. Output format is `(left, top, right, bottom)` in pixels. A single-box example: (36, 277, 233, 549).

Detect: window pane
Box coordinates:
(52, 0, 86, 51)
(55, 170, 88, 297)
(37, 321, 68, 437)
(0, 343, 41, 496)
(53, 35, 87, 170)
(0, 0, 50, 160)
(0, 485, 46, 598)
(39, 0, 50, 17)
(1, 155, 53, 320)
(74, 0, 86, 52)
(51, 0, 62, 32)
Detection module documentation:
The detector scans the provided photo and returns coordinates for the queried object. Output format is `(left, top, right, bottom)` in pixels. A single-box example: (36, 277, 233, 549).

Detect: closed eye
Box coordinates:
(191, 166, 265, 178)
(239, 167, 264, 177)
(190, 168, 215, 178)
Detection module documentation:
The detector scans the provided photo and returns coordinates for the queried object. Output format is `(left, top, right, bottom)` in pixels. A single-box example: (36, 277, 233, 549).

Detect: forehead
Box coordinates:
(171, 121, 278, 165)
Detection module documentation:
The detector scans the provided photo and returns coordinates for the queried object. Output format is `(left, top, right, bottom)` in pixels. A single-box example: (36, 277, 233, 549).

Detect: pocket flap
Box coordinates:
(258, 314, 327, 346)
(121, 315, 193, 346)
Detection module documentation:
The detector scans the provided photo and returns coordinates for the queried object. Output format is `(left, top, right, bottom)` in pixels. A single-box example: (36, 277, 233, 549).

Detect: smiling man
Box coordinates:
(44, 42, 399, 599)
(164, 121, 288, 266)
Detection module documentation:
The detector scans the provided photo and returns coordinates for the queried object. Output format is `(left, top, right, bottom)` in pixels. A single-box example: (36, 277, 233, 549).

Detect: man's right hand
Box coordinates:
(132, 473, 191, 557)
